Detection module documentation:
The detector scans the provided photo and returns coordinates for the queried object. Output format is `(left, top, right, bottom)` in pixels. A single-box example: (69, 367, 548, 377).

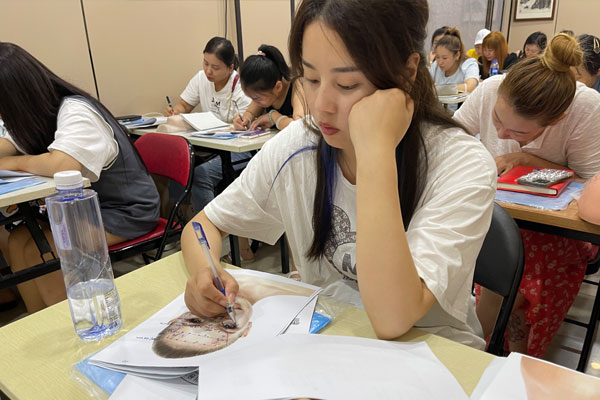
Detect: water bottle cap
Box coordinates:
(54, 171, 83, 191)
(493, 59, 498, 63)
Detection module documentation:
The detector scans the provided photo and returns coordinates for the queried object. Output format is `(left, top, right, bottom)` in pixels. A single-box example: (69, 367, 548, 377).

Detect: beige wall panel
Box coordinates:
(240, 0, 291, 64)
(555, 0, 600, 37)
(504, 0, 599, 54)
(84, 0, 227, 116)
(0, 0, 96, 96)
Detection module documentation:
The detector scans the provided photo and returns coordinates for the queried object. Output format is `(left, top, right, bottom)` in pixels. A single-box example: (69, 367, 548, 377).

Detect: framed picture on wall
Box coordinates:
(514, 0, 556, 21)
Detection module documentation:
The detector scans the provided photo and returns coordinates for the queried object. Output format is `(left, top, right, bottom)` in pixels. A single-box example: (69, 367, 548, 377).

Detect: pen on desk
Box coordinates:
(165, 96, 174, 113)
(191, 221, 237, 327)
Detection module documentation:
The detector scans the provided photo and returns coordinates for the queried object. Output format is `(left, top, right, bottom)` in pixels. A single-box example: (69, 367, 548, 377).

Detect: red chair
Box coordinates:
(109, 133, 194, 264)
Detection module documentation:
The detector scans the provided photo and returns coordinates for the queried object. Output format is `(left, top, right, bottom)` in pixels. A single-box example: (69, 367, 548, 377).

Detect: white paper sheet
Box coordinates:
(196, 334, 468, 400)
(281, 296, 317, 335)
(181, 112, 229, 131)
(109, 374, 197, 400)
(478, 352, 600, 399)
(90, 269, 320, 374)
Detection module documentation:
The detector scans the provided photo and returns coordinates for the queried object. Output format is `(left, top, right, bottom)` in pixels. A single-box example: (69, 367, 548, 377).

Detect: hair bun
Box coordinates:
(542, 33, 583, 73)
(445, 28, 461, 39)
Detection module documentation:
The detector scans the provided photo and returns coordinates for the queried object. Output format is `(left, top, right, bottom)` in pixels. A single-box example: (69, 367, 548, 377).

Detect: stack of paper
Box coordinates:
(181, 112, 229, 132)
(0, 170, 44, 195)
(89, 270, 320, 379)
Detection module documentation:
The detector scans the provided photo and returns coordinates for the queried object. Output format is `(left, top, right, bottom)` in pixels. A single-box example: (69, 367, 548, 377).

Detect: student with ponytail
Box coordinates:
(233, 44, 304, 131)
(182, 0, 497, 348)
(455, 33, 600, 357)
(430, 28, 479, 95)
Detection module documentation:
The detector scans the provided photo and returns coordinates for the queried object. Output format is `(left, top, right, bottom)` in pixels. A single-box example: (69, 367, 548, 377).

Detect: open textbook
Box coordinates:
(181, 112, 229, 132)
(90, 269, 321, 378)
(472, 352, 600, 400)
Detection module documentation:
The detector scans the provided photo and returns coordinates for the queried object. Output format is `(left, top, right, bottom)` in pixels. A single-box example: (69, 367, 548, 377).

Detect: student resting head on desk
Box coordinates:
(0, 42, 160, 313)
(181, 0, 497, 349)
(232, 44, 305, 131)
(454, 33, 600, 357)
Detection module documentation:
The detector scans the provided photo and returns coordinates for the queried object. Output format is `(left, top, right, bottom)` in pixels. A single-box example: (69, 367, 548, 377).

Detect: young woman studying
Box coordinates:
(454, 34, 600, 357)
(232, 44, 304, 131)
(181, 0, 497, 348)
(429, 28, 479, 112)
(165, 37, 251, 121)
(519, 31, 547, 59)
(167, 37, 255, 262)
(480, 31, 518, 79)
(0, 42, 160, 313)
(430, 28, 478, 93)
(428, 26, 450, 66)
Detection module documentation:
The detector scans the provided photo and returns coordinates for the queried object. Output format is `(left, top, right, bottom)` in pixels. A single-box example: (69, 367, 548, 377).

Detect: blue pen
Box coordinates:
(192, 222, 237, 327)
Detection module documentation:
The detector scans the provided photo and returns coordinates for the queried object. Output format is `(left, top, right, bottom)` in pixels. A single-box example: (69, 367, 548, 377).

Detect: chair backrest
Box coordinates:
(134, 133, 194, 188)
(474, 203, 524, 355)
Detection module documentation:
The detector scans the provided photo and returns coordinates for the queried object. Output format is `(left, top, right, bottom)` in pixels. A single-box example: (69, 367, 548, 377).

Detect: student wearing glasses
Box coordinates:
(454, 34, 600, 357)
(181, 0, 497, 348)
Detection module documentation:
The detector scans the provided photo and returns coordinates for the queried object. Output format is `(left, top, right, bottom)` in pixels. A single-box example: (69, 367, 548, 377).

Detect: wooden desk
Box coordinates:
(0, 252, 494, 399)
(499, 199, 600, 245)
(499, 197, 600, 372)
(0, 177, 91, 289)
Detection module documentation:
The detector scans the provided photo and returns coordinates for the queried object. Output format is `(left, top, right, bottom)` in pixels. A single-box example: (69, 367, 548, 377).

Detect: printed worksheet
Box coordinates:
(90, 269, 320, 375)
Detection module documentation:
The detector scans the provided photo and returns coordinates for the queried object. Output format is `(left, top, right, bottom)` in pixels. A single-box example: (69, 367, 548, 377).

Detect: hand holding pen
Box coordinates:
(165, 96, 175, 116)
(188, 222, 238, 326)
(233, 113, 250, 130)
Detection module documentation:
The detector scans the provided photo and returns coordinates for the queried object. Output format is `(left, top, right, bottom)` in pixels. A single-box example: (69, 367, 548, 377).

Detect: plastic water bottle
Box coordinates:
(46, 171, 122, 341)
(490, 59, 500, 76)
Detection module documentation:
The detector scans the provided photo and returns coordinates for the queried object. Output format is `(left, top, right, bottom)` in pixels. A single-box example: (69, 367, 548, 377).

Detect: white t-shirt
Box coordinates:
(430, 57, 479, 86)
(5, 98, 118, 182)
(205, 119, 497, 348)
(180, 70, 251, 123)
(454, 75, 600, 179)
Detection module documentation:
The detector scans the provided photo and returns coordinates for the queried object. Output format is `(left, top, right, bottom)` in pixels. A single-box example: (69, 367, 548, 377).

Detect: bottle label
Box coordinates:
(50, 207, 72, 251)
(104, 288, 120, 324)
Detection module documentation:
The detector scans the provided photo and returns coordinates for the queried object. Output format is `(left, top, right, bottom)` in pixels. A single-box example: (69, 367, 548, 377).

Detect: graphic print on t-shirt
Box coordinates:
(324, 205, 357, 285)
(210, 98, 222, 115)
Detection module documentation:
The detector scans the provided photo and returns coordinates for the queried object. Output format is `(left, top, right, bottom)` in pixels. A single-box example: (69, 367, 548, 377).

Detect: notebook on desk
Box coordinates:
(181, 112, 229, 132)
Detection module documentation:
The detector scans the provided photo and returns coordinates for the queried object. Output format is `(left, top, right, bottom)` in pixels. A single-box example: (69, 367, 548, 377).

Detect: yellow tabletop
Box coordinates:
(131, 128, 275, 153)
(0, 252, 493, 399)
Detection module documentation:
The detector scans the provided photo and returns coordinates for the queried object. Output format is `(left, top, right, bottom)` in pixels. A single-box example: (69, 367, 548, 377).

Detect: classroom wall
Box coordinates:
(0, 0, 96, 96)
(0, 0, 292, 117)
(2, 1, 597, 116)
(503, 0, 600, 53)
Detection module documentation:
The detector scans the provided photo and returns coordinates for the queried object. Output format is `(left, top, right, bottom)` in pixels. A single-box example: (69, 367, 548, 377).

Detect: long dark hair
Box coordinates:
(240, 44, 290, 92)
(204, 37, 239, 69)
(0, 42, 125, 155)
(288, 0, 466, 259)
(520, 31, 547, 58)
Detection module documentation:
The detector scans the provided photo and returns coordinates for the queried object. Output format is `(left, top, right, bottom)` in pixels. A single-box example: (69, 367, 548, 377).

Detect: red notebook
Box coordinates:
(497, 166, 573, 197)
